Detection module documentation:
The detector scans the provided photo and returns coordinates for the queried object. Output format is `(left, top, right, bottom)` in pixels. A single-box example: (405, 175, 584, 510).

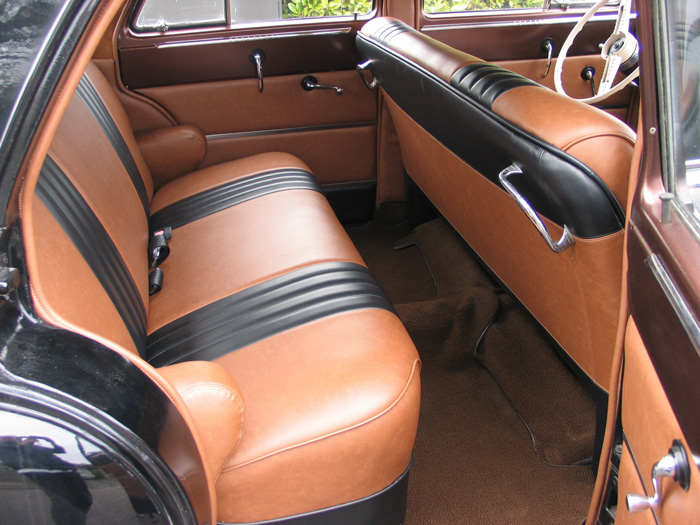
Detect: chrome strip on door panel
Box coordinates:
(156, 28, 353, 49)
(207, 121, 377, 141)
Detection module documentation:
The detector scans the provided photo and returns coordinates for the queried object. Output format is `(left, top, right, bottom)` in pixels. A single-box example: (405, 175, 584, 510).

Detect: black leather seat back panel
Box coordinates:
(356, 35, 625, 239)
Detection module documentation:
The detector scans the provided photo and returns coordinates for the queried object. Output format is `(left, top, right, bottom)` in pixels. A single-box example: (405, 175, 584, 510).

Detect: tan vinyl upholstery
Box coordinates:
(358, 17, 635, 390)
(20, 61, 420, 523)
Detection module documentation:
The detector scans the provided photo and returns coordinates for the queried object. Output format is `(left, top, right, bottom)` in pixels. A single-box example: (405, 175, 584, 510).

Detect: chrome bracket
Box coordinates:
(357, 60, 380, 90)
(498, 164, 575, 253)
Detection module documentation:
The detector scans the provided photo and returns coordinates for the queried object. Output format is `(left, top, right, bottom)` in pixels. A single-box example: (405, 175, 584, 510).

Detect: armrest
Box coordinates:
(159, 361, 244, 476)
(136, 125, 207, 190)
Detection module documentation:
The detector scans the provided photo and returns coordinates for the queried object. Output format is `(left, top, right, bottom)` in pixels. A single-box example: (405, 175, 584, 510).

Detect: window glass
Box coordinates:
(134, 0, 373, 31)
(422, 0, 619, 15)
(669, 1, 700, 218)
(424, 0, 542, 15)
(135, 0, 226, 30)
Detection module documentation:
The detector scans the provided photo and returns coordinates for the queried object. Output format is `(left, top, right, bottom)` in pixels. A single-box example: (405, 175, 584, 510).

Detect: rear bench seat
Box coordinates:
(21, 62, 420, 523)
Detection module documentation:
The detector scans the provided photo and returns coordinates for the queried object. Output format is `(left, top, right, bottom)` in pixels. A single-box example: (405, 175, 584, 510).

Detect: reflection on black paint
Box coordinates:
(0, 0, 65, 129)
(0, 436, 92, 524)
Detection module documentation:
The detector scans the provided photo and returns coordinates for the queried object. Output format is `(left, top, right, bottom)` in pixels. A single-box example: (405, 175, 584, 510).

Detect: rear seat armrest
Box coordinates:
(159, 361, 245, 477)
(136, 125, 207, 190)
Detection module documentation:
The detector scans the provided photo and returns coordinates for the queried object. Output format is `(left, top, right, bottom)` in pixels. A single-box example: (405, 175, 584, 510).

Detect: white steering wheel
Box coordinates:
(554, 0, 640, 104)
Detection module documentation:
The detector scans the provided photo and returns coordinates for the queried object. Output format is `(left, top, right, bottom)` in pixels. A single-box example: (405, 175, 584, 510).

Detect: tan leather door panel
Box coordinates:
(616, 321, 700, 524)
(136, 71, 377, 185)
(117, 10, 378, 188)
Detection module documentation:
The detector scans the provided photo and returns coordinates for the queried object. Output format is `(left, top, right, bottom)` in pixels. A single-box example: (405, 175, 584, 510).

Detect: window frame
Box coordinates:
(420, 0, 621, 20)
(130, 0, 378, 35)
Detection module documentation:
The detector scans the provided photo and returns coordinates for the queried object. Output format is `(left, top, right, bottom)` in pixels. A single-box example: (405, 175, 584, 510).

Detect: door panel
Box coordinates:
(617, 320, 700, 524)
(119, 30, 362, 89)
(136, 71, 377, 184)
(202, 125, 377, 185)
(136, 71, 375, 136)
(614, 0, 700, 522)
(116, 3, 380, 194)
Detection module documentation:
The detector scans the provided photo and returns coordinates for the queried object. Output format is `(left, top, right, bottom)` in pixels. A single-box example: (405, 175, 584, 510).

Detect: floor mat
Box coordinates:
(348, 217, 596, 524)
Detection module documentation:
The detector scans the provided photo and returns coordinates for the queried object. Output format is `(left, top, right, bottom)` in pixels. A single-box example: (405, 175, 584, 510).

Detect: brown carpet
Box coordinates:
(347, 218, 595, 524)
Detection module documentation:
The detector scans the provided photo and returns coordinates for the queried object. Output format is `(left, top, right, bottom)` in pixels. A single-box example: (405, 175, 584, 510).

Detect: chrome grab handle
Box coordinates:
(301, 76, 343, 95)
(540, 38, 554, 79)
(357, 60, 380, 90)
(626, 441, 691, 514)
(249, 49, 265, 93)
(498, 164, 575, 253)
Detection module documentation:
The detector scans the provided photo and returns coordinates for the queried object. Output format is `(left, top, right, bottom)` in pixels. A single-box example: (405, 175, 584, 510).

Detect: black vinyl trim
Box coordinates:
(356, 30, 626, 238)
(149, 168, 321, 231)
(146, 262, 394, 367)
(220, 461, 411, 525)
(36, 156, 147, 355)
(75, 76, 150, 217)
(451, 62, 543, 109)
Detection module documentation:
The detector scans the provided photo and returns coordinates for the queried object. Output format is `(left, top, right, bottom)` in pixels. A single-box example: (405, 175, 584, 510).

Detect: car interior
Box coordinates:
(2, 0, 700, 523)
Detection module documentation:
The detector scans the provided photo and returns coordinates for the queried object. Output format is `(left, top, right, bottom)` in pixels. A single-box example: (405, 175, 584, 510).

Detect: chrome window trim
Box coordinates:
(131, 8, 376, 38)
(421, 12, 629, 31)
(156, 28, 352, 49)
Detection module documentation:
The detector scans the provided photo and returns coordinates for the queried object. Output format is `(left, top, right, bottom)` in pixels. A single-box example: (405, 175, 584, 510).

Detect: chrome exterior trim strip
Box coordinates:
(646, 254, 700, 355)
(207, 121, 377, 141)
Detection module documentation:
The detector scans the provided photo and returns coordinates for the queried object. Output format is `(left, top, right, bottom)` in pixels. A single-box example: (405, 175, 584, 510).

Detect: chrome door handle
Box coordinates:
(540, 38, 554, 79)
(301, 76, 343, 95)
(626, 440, 691, 514)
(249, 49, 265, 93)
(357, 60, 380, 90)
(498, 164, 575, 253)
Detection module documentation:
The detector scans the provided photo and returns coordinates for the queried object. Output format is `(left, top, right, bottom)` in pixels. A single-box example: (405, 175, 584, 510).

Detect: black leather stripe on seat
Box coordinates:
(76, 76, 150, 217)
(451, 63, 542, 109)
(372, 18, 411, 44)
(146, 262, 394, 367)
(149, 168, 321, 231)
(36, 156, 147, 355)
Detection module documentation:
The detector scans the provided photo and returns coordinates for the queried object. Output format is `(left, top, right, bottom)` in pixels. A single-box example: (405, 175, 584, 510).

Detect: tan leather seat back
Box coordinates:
(22, 63, 154, 355)
(358, 17, 636, 389)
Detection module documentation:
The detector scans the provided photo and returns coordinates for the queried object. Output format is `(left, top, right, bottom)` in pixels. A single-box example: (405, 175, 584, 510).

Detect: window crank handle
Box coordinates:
(301, 76, 343, 95)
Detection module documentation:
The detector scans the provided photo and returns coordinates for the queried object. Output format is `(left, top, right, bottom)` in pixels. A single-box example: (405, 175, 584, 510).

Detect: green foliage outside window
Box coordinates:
(423, 0, 542, 13)
(281, 0, 542, 19)
(282, 0, 372, 18)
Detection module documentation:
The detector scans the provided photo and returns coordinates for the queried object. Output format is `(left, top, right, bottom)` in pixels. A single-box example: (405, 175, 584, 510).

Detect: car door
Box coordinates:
(602, 0, 700, 522)
(110, 0, 382, 223)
